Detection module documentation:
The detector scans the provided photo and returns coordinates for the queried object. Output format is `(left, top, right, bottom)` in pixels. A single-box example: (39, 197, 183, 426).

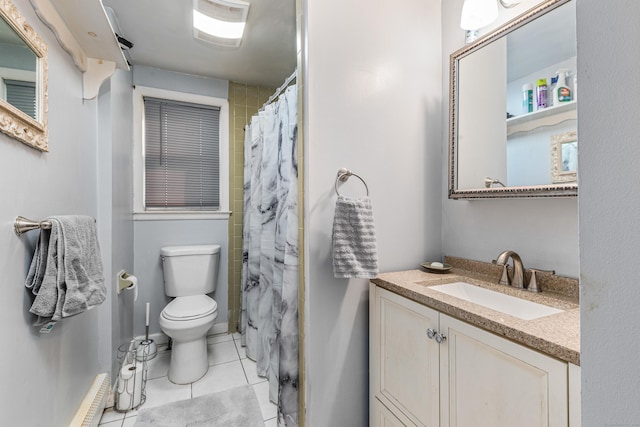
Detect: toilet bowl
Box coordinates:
(159, 245, 221, 384)
(159, 295, 218, 384)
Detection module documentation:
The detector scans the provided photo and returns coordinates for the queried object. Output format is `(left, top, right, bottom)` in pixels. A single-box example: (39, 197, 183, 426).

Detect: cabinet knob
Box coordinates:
(435, 333, 447, 344)
(427, 328, 437, 339)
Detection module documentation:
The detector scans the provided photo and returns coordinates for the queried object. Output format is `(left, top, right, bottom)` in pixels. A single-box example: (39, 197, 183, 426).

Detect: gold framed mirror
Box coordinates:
(0, 0, 48, 151)
(448, 0, 576, 199)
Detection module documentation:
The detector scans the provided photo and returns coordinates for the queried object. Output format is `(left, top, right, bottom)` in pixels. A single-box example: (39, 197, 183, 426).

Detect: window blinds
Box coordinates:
(5, 79, 36, 120)
(144, 96, 221, 210)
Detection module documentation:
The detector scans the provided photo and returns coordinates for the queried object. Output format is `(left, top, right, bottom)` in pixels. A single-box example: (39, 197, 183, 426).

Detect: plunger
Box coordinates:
(137, 302, 157, 361)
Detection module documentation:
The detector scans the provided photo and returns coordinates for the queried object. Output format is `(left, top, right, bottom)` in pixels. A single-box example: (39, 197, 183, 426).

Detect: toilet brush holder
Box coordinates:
(136, 323, 157, 361)
(137, 303, 157, 361)
(136, 339, 157, 361)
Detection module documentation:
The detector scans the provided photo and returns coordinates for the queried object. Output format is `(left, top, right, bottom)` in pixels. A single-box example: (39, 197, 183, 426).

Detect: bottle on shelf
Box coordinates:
(552, 69, 572, 105)
(522, 83, 533, 114)
(536, 78, 548, 110)
(549, 75, 558, 106)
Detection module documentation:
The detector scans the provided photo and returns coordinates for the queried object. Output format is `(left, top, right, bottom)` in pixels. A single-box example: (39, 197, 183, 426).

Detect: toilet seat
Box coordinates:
(161, 295, 217, 321)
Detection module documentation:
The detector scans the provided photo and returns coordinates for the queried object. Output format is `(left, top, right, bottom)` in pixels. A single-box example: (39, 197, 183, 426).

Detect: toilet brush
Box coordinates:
(137, 302, 157, 361)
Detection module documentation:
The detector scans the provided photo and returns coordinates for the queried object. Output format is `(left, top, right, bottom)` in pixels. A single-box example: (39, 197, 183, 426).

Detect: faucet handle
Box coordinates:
(528, 269, 541, 293)
(499, 264, 510, 286)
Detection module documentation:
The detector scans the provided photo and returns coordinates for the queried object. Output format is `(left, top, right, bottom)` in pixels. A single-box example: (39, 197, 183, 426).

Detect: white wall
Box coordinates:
(97, 69, 135, 376)
(578, 1, 640, 424)
(0, 1, 110, 425)
(441, 0, 579, 278)
(303, 0, 443, 424)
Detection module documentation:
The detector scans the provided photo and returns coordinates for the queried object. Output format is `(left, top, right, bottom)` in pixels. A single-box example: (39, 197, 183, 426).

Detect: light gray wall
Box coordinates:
(133, 220, 229, 337)
(98, 69, 135, 377)
(578, 1, 640, 424)
(131, 68, 230, 338)
(133, 65, 228, 98)
(0, 1, 109, 425)
(303, 0, 442, 424)
(441, 0, 579, 278)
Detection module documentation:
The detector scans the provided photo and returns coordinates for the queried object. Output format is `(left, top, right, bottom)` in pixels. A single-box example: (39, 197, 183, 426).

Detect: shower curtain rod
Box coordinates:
(260, 70, 297, 111)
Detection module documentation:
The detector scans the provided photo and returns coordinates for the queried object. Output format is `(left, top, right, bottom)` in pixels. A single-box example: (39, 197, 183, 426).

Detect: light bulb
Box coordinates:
(460, 0, 499, 30)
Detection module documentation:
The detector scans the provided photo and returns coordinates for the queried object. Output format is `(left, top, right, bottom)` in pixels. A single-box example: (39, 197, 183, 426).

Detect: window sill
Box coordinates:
(133, 211, 232, 221)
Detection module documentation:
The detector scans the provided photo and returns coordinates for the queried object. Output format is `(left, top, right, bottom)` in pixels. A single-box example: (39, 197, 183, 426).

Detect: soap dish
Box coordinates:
(420, 262, 452, 273)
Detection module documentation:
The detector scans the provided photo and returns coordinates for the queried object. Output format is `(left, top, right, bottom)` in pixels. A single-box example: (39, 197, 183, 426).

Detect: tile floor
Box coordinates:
(98, 333, 277, 427)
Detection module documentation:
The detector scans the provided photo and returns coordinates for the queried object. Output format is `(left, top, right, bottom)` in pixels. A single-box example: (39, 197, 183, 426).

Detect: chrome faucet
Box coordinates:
(495, 250, 525, 289)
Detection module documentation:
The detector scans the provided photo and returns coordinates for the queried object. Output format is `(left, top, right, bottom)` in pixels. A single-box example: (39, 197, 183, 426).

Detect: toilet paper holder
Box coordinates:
(117, 270, 138, 301)
(115, 341, 149, 412)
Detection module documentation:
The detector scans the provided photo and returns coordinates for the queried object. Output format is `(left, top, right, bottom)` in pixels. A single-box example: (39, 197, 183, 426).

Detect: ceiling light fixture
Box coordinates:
(192, 0, 250, 47)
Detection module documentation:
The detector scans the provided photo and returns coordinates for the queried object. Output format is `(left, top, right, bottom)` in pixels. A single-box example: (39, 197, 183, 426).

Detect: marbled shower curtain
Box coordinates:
(241, 84, 298, 426)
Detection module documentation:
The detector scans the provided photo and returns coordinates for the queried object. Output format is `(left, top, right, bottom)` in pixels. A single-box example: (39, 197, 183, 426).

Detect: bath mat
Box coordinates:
(134, 385, 264, 426)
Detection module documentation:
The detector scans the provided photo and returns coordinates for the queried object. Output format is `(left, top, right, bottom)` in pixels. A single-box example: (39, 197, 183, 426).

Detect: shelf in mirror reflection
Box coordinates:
(507, 100, 576, 137)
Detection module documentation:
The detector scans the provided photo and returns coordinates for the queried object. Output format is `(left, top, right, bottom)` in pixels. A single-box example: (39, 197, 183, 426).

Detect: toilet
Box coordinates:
(159, 244, 220, 384)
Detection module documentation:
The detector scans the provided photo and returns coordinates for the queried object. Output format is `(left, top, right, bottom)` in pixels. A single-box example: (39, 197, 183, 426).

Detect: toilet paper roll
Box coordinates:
(116, 362, 144, 410)
(131, 361, 144, 408)
(116, 365, 133, 411)
(124, 276, 138, 302)
(120, 363, 136, 381)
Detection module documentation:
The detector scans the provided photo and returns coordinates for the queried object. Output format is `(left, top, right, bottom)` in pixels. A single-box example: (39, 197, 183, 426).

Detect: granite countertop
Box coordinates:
(371, 267, 580, 366)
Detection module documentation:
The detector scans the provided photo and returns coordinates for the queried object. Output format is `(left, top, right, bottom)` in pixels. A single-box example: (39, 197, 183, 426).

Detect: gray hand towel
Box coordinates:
(332, 196, 379, 279)
(26, 215, 105, 324)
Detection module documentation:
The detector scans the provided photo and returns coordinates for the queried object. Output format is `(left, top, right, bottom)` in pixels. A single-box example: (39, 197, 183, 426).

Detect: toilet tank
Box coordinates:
(160, 245, 221, 297)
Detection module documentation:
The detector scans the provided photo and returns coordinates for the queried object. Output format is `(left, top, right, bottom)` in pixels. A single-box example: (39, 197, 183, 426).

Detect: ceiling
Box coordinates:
(507, 1, 576, 82)
(102, 0, 297, 88)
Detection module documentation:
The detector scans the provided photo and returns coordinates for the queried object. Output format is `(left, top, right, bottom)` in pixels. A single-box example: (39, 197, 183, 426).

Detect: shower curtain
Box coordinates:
(241, 84, 298, 426)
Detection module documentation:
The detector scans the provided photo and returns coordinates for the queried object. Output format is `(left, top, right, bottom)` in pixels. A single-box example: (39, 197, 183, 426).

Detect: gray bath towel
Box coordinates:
(25, 216, 105, 325)
(332, 196, 379, 278)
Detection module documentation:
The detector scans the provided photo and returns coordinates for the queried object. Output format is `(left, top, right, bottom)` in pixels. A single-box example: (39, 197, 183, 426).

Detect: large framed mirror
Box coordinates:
(449, 0, 576, 199)
(0, 0, 48, 151)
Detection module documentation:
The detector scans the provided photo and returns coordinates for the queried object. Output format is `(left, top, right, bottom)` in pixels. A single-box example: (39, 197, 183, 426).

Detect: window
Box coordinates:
(4, 79, 36, 119)
(144, 97, 221, 210)
(133, 86, 229, 219)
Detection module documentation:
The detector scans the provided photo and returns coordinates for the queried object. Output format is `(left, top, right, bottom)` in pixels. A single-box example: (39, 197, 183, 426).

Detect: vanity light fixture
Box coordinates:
(460, 0, 521, 36)
(192, 0, 250, 47)
(460, 0, 499, 31)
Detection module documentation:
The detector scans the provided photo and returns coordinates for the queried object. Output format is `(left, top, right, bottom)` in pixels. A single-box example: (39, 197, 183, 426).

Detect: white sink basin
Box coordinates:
(429, 282, 563, 320)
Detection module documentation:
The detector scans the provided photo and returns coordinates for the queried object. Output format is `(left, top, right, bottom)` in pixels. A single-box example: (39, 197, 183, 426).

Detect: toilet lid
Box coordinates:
(162, 295, 217, 321)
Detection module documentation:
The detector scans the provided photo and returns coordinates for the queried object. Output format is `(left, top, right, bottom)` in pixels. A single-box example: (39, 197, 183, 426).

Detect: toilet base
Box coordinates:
(167, 337, 209, 384)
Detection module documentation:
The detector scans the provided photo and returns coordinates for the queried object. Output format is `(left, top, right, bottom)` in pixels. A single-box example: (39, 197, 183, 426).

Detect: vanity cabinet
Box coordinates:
(370, 285, 440, 426)
(373, 399, 418, 427)
(370, 284, 570, 426)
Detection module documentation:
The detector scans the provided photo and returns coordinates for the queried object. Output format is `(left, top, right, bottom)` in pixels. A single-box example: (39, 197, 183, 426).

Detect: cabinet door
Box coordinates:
(440, 314, 568, 427)
(371, 285, 440, 427)
(373, 398, 418, 427)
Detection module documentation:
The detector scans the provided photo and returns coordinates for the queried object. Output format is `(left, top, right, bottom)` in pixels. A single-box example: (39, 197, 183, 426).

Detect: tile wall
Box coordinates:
(227, 82, 274, 331)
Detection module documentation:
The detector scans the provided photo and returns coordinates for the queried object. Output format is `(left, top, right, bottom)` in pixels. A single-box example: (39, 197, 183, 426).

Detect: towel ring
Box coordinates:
(335, 168, 369, 197)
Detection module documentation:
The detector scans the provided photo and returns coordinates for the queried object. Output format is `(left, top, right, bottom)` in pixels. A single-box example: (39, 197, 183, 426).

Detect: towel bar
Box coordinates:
(14, 216, 52, 235)
(335, 168, 369, 197)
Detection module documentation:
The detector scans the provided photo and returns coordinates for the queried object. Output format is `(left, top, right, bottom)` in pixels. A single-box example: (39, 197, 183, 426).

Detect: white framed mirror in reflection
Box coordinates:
(0, 0, 48, 151)
(551, 130, 577, 184)
(449, 0, 576, 199)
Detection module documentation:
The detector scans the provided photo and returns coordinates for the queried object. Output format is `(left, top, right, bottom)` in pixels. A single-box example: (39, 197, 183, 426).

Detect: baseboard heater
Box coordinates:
(69, 373, 111, 427)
